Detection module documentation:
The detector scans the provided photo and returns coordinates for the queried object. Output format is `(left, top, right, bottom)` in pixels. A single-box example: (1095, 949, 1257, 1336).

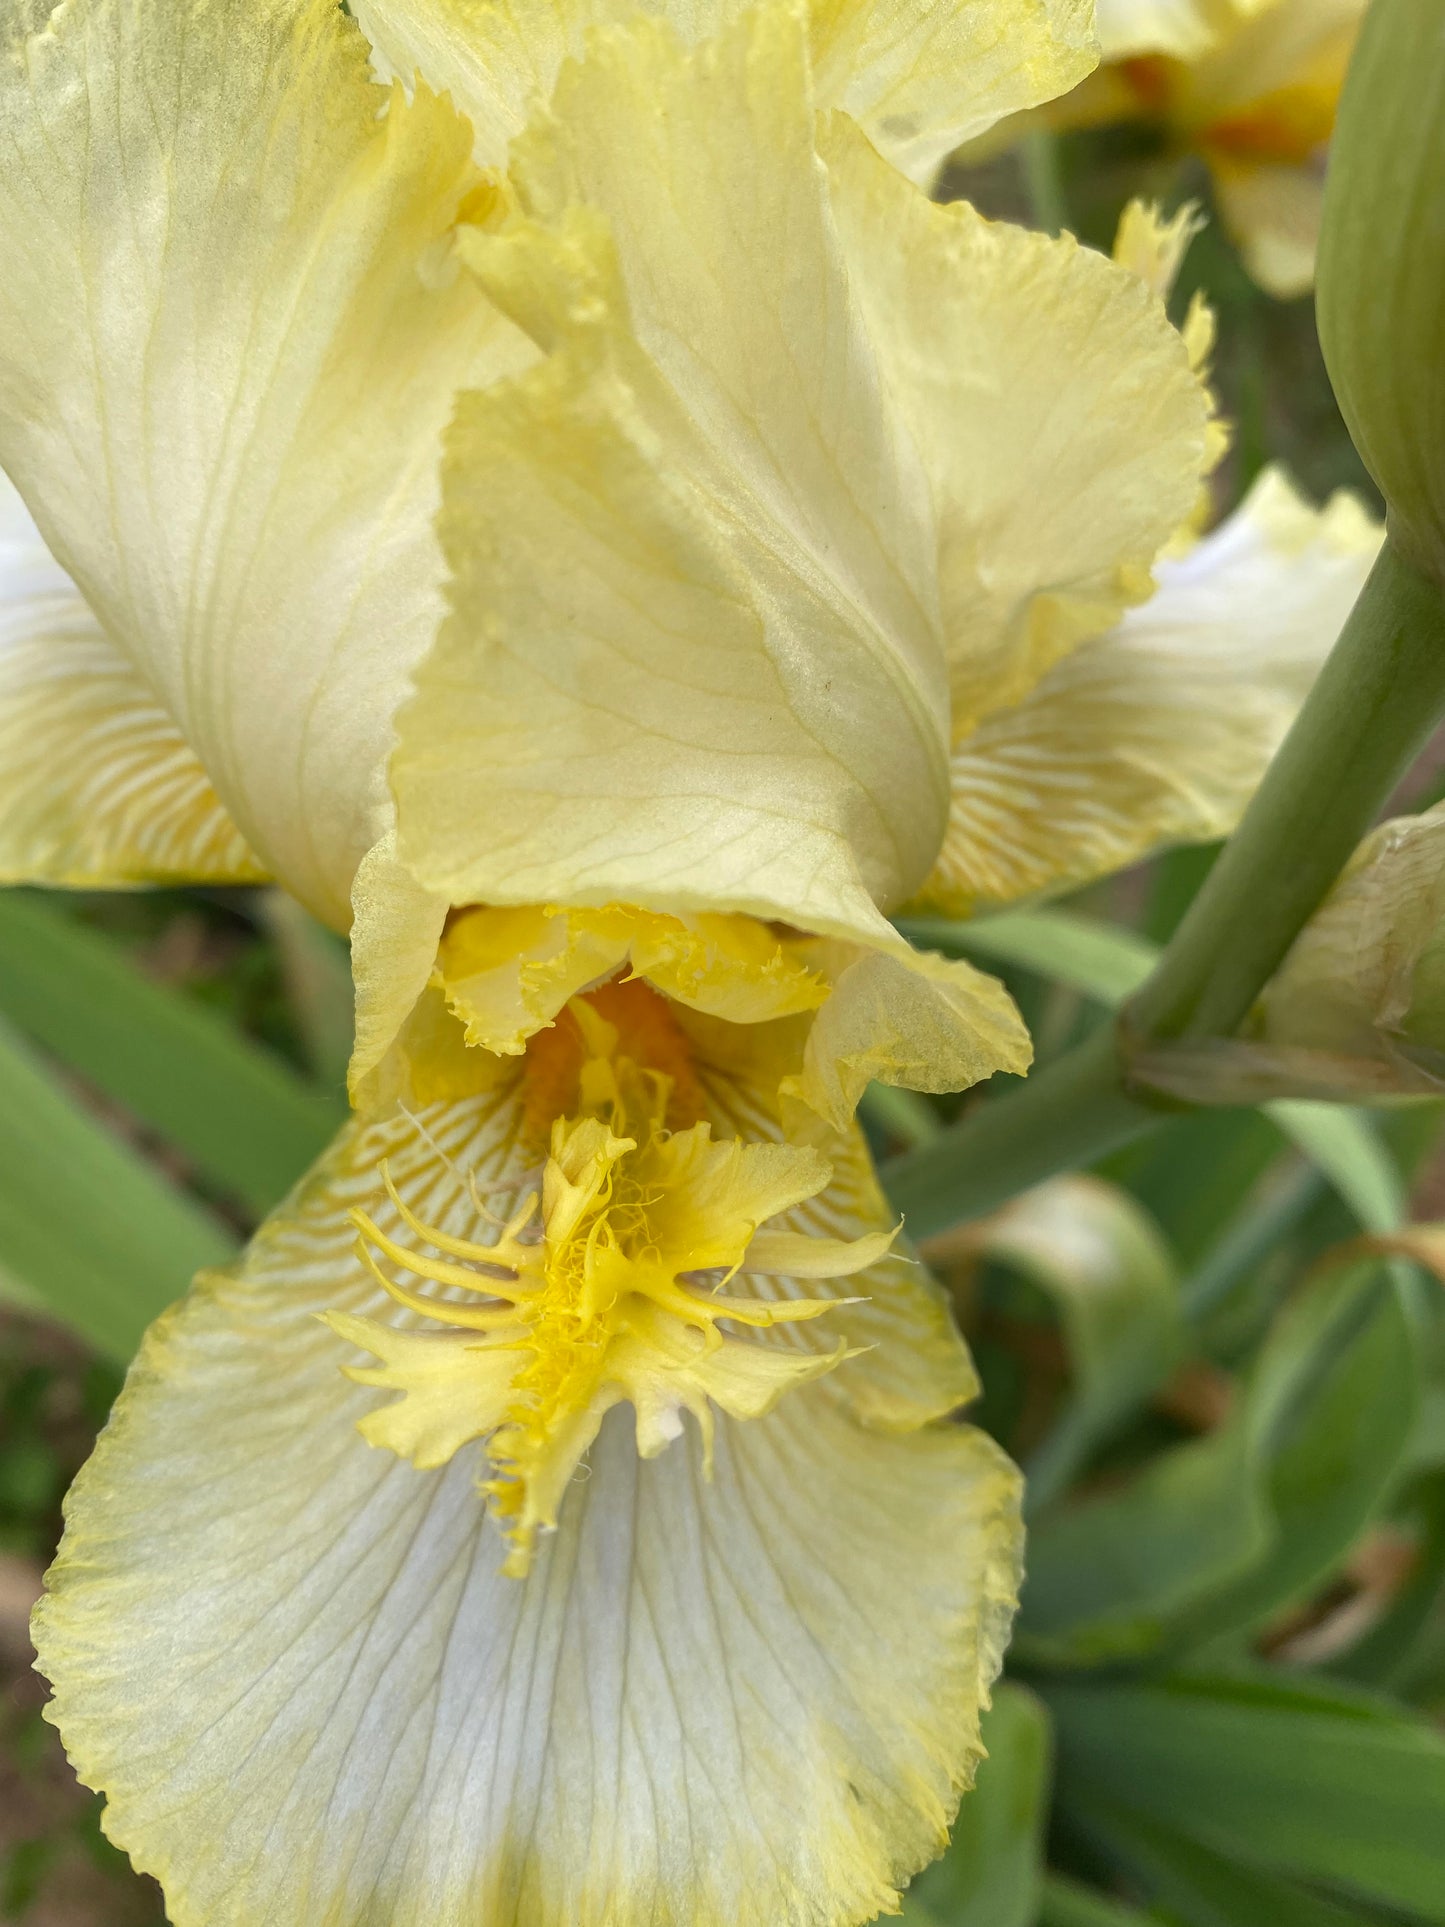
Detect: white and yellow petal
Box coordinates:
(35, 1044, 1020, 1927)
(0, 0, 530, 926)
(916, 467, 1382, 914)
(819, 113, 1212, 737)
(355, 0, 1095, 186)
(0, 475, 264, 887)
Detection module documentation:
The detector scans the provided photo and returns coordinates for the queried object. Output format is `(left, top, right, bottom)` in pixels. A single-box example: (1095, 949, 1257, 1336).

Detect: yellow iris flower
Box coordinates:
(0, 0, 1379, 1920)
(1039, 0, 1368, 295)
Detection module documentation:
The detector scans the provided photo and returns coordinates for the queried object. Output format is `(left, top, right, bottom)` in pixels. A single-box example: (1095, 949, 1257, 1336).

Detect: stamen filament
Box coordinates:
(353, 1238, 527, 1332)
(349, 1206, 532, 1301)
(381, 1163, 539, 1264)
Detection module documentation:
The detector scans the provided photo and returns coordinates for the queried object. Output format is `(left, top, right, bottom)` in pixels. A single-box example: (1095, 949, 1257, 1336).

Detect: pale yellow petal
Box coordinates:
(1179, 0, 1362, 126)
(433, 904, 830, 1065)
(1111, 201, 1223, 509)
(0, 0, 530, 927)
(377, 901, 1028, 1133)
(784, 937, 1033, 1130)
(358, 0, 1094, 185)
(325, 1309, 521, 1468)
(745, 1224, 896, 1278)
(1111, 198, 1206, 300)
(347, 830, 453, 1105)
(0, 475, 264, 887)
(806, 0, 1096, 185)
(677, 1002, 983, 1427)
(438, 905, 632, 1055)
(1094, 0, 1251, 61)
(625, 911, 830, 1024)
(393, 7, 954, 940)
(36, 1069, 1019, 1926)
(916, 466, 1383, 913)
(640, 1128, 831, 1271)
(1208, 157, 1325, 299)
(820, 113, 1211, 736)
(353, 0, 561, 169)
(1180, 0, 1361, 298)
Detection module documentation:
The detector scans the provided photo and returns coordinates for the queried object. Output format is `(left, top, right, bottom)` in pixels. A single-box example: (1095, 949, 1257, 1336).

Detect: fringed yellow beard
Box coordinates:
(327, 980, 891, 1576)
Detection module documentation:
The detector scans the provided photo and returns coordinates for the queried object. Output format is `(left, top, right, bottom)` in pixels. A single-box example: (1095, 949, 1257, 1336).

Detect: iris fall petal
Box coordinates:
(0, 476, 264, 886)
(35, 1033, 1020, 1927)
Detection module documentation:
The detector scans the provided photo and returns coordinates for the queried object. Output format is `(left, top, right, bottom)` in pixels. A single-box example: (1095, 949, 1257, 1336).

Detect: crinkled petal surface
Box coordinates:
(917, 467, 1382, 912)
(393, 5, 953, 940)
(0, 0, 529, 925)
(785, 937, 1032, 1129)
(36, 1066, 1020, 1926)
(0, 475, 264, 886)
(435, 905, 829, 1059)
(819, 114, 1211, 736)
(356, 0, 1094, 185)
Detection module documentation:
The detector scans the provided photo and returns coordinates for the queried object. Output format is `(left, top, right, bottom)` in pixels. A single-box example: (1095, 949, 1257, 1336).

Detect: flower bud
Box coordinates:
(1317, 0, 1445, 587)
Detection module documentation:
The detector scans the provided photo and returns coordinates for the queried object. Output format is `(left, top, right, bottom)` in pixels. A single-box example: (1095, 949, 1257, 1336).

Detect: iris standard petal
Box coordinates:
(820, 112, 1212, 737)
(917, 466, 1382, 913)
(35, 1053, 1020, 1927)
(0, 0, 530, 926)
(0, 474, 264, 886)
(392, 4, 953, 940)
(355, 0, 1094, 186)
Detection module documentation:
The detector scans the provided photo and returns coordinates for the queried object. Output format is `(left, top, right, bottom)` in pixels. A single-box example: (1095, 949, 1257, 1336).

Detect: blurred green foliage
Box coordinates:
(0, 888, 349, 1922)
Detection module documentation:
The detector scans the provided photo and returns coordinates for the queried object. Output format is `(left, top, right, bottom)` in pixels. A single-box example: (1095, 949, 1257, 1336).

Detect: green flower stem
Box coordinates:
(885, 1025, 1156, 1237)
(886, 541, 1445, 1239)
(1130, 541, 1445, 1041)
(1021, 128, 1069, 236)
